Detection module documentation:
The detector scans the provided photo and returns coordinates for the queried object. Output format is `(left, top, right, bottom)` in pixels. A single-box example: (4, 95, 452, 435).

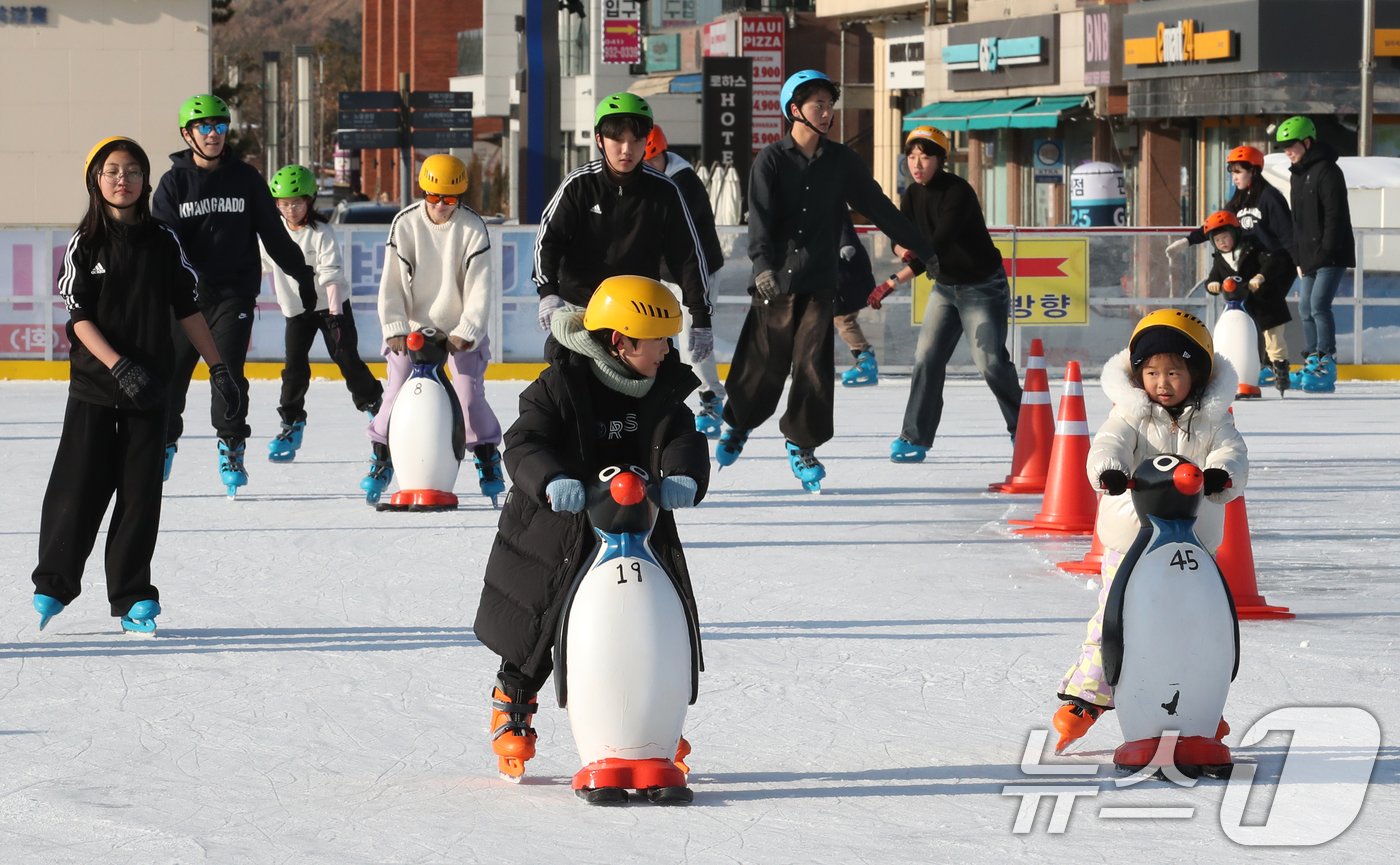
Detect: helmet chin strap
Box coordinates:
(791, 105, 826, 137)
(185, 127, 223, 163)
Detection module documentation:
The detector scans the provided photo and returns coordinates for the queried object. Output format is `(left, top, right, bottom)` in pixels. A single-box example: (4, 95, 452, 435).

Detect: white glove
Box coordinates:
(688, 326, 713, 362)
(538, 294, 565, 331)
(1206, 281, 1221, 295)
(839, 245, 857, 262)
(1165, 237, 1190, 257)
(1249, 273, 1265, 292)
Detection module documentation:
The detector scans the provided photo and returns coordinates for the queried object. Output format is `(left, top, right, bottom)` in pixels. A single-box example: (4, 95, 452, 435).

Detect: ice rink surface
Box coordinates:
(1, 374, 1396, 864)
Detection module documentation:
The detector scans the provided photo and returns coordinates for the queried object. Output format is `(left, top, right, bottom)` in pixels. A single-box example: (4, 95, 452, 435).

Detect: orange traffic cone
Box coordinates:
(1010, 361, 1096, 536)
(989, 338, 1054, 494)
(1058, 512, 1107, 575)
(1215, 496, 1294, 619)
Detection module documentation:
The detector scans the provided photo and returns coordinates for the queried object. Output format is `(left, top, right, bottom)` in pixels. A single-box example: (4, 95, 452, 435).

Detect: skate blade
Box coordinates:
(121, 619, 158, 637)
(226, 486, 239, 499)
(498, 757, 526, 782)
(267, 453, 296, 463)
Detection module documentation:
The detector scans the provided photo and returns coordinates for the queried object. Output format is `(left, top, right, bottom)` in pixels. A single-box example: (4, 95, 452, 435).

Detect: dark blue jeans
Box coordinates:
(900, 268, 1022, 447)
(1298, 266, 1344, 356)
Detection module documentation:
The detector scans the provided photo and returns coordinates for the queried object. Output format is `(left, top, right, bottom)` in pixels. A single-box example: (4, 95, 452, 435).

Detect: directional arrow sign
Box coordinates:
(409, 91, 473, 110)
(336, 129, 403, 149)
(411, 109, 473, 129)
(338, 110, 402, 130)
(338, 91, 403, 110)
(411, 129, 474, 148)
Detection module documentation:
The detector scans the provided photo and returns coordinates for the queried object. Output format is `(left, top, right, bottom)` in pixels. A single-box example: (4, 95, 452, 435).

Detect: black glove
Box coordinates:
(1099, 469, 1129, 496)
(208, 363, 243, 422)
(296, 274, 319, 314)
(111, 357, 163, 411)
(320, 310, 346, 355)
(1203, 468, 1231, 496)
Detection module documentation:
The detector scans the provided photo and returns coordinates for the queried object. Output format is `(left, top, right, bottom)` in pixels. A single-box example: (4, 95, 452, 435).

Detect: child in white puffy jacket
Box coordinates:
(1053, 309, 1248, 751)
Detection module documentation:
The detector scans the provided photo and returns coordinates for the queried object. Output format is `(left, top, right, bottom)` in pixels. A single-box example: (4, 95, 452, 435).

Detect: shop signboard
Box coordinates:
(741, 14, 784, 150)
(910, 238, 1089, 326)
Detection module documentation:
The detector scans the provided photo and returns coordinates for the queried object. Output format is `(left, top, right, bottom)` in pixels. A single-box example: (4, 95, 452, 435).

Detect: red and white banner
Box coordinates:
(702, 18, 735, 57)
(741, 15, 785, 150)
(602, 0, 642, 65)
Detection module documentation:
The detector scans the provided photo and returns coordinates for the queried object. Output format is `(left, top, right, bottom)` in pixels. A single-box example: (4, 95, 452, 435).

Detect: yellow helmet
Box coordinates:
(418, 154, 467, 195)
(1130, 308, 1213, 381)
(583, 275, 682, 339)
(84, 135, 137, 182)
(905, 125, 950, 158)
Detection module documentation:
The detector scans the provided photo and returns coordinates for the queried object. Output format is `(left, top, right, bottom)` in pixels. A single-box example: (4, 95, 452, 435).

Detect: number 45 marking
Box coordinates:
(1170, 548, 1199, 571)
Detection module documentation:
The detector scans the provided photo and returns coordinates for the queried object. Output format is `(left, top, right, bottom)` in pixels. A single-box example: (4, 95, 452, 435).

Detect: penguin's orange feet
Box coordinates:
(1215, 718, 1230, 740)
(1053, 700, 1106, 753)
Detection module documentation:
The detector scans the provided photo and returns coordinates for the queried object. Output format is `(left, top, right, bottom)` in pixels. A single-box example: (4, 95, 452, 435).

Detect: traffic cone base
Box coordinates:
(1216, 496, 1294, 620)
(1010, 360, 1097, 536)
(1058, 522, 1106, 575)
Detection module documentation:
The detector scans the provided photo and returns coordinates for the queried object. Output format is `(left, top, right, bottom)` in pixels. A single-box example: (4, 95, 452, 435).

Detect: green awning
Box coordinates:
(902, 94, 1089, 132)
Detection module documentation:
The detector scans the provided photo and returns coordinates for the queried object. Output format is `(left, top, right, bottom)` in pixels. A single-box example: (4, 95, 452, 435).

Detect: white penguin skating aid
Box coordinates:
(377, 328, 466, 512)
(1212, 281, 1261, 400)
(1102, 455, 1239, 778)
(554, 466, 700, 805)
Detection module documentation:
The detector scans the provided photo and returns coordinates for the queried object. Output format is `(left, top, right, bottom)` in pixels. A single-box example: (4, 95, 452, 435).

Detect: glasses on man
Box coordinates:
(191, 121, 230, 136)
(99, 169, 144, 183)
(424, 193, 460, 206)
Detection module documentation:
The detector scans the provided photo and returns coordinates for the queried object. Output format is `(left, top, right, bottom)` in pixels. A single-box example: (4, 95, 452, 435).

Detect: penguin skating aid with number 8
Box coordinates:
(377, 328, 466, 511)
(1102, 455, 1239, 778)
(554, 466, 701, 805)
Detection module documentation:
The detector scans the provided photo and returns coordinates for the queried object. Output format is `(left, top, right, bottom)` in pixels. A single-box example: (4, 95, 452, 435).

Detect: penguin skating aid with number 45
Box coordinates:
(377, 328, 466, 511)
(554, 466, 701, 805)
(1102, 455, 1239, 778)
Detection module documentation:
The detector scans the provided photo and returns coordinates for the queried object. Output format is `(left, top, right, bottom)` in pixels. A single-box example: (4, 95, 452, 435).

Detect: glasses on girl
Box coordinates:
(423, 193, 460, 206)
(192, 121, 230, 136)
(99, 169, 144, 183)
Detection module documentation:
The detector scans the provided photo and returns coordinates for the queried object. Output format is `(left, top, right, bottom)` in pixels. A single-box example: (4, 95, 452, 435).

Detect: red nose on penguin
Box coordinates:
(610, 471, 646, 506)
(1173, 462, 1203, 496)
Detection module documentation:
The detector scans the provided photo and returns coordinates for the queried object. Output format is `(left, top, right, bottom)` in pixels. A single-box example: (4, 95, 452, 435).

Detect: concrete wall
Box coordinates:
(0, 0, 211, 226)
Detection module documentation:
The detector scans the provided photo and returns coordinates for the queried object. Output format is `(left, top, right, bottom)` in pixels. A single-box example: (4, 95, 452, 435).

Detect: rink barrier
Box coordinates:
(0, 360, 734, 382)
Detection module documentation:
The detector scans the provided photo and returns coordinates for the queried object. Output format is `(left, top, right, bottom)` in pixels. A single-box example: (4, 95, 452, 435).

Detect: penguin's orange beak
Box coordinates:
(1173, 463, 1204, 496)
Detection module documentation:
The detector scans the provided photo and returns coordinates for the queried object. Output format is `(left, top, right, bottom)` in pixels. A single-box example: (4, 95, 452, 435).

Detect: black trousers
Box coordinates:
(721, 292, 836, 449)
(32, 398, 165, 616)
(167, 295, 254, 443)
(497, 658, 551, 697)
(277, 301, 384, 424)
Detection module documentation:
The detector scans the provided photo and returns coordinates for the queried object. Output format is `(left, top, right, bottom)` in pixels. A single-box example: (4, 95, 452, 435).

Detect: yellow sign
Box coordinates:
(1378, 28, 1400, 57)
(910, 238, 1089, 326)
(1125, 20, 1236, 65)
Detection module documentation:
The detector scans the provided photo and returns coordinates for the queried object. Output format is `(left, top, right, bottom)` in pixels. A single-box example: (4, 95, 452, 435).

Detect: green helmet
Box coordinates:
(179, 94, 230, 128)
(1276, 115, 1316, 144)
(594, 92, 653, 129)
(269, 164, 316, 199)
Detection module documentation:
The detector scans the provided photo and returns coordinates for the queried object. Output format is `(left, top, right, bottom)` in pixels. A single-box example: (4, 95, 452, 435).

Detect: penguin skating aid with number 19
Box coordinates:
(1102, 454, 1239, 778)
(377, 328, 466, 511)
(554, 466, 701, 805)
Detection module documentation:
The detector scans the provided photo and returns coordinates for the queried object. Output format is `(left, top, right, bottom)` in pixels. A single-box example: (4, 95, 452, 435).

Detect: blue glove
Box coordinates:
(545, 476, 585, 513)
(688, 326, 713, 362)
(659, 475, 697, 510)
(538, 294, 566, 331)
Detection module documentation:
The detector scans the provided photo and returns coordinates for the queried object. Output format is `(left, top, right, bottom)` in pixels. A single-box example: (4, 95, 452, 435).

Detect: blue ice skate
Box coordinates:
(715, 427, 749, 468)
(695, 392, 723, 438)
(121, 600, 161, 634)
(475, 444, 505, 508)
(361, 442, 393, 505)
(1257, 365, 1276, 388)
(1289, 353, 1320, 389)
(785, 441, 825, 493)
(162, 443, 177, 482)
(218, 437, 248, 498)
(1301, 354, 1337, 393)
(841, 350, 878, 387)
(267, 421, 305, 462)
(889, 437, 928, 464)
(33, 594, 64, 631)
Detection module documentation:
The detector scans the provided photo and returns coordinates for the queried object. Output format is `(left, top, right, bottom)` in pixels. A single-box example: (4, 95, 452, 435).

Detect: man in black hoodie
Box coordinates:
(152, 93, 318, 492)
(1277, 115, 1354, 394)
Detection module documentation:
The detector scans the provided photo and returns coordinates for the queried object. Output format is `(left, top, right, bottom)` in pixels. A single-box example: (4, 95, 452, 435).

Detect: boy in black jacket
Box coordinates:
(717, 70, 939, 490)
(643, 123, 727, 436)
(533, 94, 713, 365)
(33, 136, 239, 634)
(152, 93, 318, 493)
(473, 275, 709, 785)
(872, 125, 1022, 464)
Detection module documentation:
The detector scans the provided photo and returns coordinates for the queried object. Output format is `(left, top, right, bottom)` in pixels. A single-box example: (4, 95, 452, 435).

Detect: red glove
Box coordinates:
(868, 282, 896, 310)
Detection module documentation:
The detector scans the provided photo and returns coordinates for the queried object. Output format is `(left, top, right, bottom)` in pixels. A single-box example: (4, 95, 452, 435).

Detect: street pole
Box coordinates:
(1361, 0, 1376, 155)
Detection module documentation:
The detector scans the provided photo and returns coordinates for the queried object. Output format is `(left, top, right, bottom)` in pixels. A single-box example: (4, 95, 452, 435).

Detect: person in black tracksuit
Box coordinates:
(717, 70, 938, 484)
(644, 123, 728, 429)
(473, 276, 710, 782)
(532, 93, 713, 365)
(872, 125, 1022, 463)
(31, 136, 240, 630)
(152, 94, 318, 487)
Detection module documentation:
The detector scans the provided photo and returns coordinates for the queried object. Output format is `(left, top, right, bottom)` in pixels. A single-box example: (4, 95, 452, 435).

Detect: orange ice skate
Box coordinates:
(490, 679, 538, 782)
